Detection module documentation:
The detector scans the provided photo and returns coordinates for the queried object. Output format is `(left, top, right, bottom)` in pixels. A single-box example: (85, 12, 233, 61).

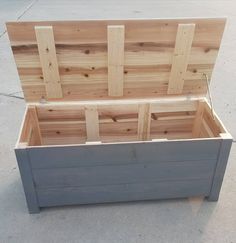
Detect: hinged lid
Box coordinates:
(6, 18, 226, 103)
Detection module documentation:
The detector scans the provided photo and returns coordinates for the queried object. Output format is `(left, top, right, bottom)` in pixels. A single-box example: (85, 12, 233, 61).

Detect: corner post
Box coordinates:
(15, 148, 40, 213)
(208, 133, 233, 201)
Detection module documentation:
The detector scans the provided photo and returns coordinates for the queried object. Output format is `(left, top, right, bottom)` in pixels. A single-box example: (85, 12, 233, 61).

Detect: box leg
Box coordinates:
(208, 135, 232, 201)
(15, 148, 40, 213)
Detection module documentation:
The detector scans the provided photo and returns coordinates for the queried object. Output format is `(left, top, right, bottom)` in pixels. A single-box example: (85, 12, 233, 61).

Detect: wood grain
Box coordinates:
(35, 26, 63, 98)
(107, 25, 124, 96)
(168, 24, 195, 94)
(6, 18, 226, 102)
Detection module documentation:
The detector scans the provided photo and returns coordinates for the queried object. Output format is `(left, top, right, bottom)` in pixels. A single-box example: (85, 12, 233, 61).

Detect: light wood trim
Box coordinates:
(28, 106, 42, 145)
(220, 133, 232, 139)
(107, 25, 125, 96)
(85, 105, 100, 142)
(192, 100, 205, 138)
(35, 26, 63, 99)
(203, 100, 227, 133)
(202, 119, 214, 137)
(17, 108, 32, 146)
(151, 99, 197, 113)
(168, 24, 195, 94)
(138, 103, 151, 140)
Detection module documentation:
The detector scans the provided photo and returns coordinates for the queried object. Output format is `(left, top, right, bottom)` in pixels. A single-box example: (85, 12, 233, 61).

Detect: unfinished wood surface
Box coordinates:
(18, 108, 32, 145)
(85, 105, 100, 142)
(138, 103, 151, 140)
(6, 18, 226, 102)
(15, 99, 229, 147)
(28, 106, 42, 145)
(192, 101, 205, 138)
(107, 25, 124, 96)
(168, 24, 195, 94)
(35, 26, 62, 99)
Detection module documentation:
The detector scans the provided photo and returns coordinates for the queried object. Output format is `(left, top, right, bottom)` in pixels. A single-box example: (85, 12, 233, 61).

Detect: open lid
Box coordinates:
(6, 18, 226, 103)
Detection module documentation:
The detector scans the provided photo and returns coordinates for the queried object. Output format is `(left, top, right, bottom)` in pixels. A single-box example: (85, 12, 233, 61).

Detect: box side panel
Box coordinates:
(14, 148, 40, 213)
(27, 140, 221, 208)
(208, 136, 233, 201)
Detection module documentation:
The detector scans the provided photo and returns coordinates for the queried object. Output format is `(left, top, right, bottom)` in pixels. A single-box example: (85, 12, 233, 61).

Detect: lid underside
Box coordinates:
(6, 18, 226, 103)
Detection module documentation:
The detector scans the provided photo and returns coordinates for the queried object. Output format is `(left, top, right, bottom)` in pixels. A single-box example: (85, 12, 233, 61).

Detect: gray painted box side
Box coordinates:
(15, 138, 232, 213)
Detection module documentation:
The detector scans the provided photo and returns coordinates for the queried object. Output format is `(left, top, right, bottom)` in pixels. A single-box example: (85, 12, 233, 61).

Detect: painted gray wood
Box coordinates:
(37, 179, 212, 207)
(208, 137, 233, 201)
(32, 159, 216, 188)
(15, 148, 40, 213)
(15, 138, 232, 213)
(28, 140, 221, 169)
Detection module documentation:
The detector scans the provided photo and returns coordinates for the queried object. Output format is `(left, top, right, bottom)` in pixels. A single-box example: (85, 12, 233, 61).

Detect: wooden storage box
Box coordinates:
(6, 18, 232, 213)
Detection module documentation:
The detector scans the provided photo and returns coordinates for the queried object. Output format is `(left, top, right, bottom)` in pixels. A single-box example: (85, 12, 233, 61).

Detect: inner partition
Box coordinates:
(17, 99, 226, 147)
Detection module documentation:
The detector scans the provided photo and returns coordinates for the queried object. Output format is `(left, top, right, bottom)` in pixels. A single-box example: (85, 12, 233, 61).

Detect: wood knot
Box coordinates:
(84, 73, 89, 77)
(84, 50, 90, 54)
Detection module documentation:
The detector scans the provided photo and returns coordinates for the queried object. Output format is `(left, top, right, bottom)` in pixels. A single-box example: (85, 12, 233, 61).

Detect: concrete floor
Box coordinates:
(0, 0, 236, 242)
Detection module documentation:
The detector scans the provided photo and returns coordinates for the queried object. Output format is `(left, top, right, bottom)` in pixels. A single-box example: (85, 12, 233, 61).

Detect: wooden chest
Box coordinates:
(6, 18, 232, 213)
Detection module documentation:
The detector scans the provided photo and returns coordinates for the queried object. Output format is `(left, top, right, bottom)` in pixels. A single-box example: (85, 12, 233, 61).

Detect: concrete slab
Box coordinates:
(0, 0, 236, 242)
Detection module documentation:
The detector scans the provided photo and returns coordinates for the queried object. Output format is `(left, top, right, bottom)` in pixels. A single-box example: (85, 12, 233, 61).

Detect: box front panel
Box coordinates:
(27, 139, 221, 207)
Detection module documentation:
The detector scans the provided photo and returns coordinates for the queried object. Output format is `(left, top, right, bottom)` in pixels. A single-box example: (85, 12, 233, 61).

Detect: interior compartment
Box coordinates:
(16, 98, 227, 147)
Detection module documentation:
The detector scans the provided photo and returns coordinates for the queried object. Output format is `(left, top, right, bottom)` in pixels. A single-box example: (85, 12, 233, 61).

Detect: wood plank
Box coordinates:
(85, 105, 100, 142)
(151, 99, 197, 113)
(17, 108, 32, 145)
(208, 135, 232, 201)
(35, 26, 62, 98)
(138, 103, 151, 140)
(107, 25, 124, 96)
(192, 100, 205, 138)
(28, 106, 42, 145)
(32, 159, 216, 188)
(28, 139, 221, 169)
(168, 24, 195, 94)
(6, 18, 226, 45)
(15, 148, 40, 213)
(37, 179, 212, 207)
(202, 119, 214, 137)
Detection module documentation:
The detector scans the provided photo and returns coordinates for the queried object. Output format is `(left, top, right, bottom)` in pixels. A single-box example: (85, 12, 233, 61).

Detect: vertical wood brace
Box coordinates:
(208, 133, 233, 201)
(192, 100, 205, 138)
(28, 106, 42, 145)
(15, 148, 40, 213)
(107, 25, 125, 96)
(168, 24, 195, 94)
(85, 105, 100, 142)
(35, 26, 63, 99)
(138, 103, 151, 140)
